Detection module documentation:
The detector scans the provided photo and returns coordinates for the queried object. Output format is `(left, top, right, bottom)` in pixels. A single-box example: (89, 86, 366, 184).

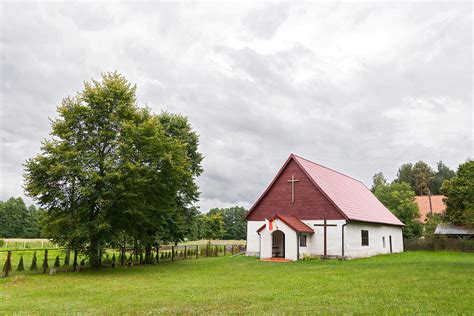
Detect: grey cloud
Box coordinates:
(1, 2, 472, 211)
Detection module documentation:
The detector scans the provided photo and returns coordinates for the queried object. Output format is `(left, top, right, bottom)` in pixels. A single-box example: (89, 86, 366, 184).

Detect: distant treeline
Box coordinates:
(0, 197, 44, 238)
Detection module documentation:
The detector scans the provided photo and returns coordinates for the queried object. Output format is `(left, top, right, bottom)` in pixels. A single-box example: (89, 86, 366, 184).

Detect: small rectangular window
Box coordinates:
(299, 235, 307, 247)
(383, 237, 386, 248)
(361, 230, 369, 246)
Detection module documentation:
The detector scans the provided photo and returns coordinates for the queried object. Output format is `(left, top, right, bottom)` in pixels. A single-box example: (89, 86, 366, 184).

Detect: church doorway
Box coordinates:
(272, 230, 285, 258)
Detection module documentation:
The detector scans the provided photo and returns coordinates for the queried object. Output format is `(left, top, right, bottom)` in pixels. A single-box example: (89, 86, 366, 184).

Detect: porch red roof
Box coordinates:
(257, 214, 314, 234)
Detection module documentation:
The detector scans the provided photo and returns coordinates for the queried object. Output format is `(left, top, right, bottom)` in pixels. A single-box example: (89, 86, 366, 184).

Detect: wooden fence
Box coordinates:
(1, 244, 246, 278)
(404, 238, 474, 252)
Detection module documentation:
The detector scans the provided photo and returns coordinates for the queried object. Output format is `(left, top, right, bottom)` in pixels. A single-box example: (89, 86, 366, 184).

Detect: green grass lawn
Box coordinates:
(1, 251, 473, 314)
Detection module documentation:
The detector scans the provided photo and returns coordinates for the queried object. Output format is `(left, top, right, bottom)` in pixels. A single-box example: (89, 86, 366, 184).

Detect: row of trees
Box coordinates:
(190, 206, 247, 241)
(371, 159, 473, 238)
(0, 197, 44, 238)
(24, 73, 203, 268)
(392, 161, 456, 196)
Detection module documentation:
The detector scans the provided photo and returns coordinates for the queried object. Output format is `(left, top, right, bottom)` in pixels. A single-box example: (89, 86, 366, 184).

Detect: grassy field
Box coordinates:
(0, 251, 473, 314)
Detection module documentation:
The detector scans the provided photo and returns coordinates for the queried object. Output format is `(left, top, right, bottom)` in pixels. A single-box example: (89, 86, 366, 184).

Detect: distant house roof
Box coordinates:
(415, 195, 446, 222)
(291, 154, 404, 226)
(434, 224, 474, 235)
(257, 214, 314, 234)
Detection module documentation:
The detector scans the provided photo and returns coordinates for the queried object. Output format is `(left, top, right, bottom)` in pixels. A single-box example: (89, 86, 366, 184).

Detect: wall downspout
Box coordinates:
(297, 233, 300, 260)
(342, 222, 349, 258)
(258, 232, 261, 258)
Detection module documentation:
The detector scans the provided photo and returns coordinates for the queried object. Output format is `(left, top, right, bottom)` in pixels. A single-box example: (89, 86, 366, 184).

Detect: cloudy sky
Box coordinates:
(1, 1, 472, 211)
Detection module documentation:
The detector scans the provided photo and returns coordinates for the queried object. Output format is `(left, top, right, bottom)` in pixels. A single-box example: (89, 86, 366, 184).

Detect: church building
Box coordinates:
(245, 154, 404, 260)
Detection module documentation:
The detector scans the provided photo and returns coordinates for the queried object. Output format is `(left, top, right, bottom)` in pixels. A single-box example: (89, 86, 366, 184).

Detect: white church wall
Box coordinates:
(247, 219, 404, 260)
(302, 220, 346, 257)
(344, 223, 403, 258)
(246, 221, 264, 256)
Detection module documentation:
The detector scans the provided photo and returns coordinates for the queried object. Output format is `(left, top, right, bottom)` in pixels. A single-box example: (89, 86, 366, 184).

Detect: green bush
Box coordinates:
(42, 250, 49, 273)
(30, 251, 38, 270)
(54, 255, 60, 268)
(64, 251, 70, 266)
(2, 251, 12, 277)
(0, 239, 5, 247)
(80, 259, 85, 266)
(17, 255, 25, 271)
(111, 253, 116, 268)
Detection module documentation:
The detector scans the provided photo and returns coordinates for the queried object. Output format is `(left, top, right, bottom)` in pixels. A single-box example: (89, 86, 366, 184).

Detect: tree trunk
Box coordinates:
(145, 244, 152, 264)
(73, 249, 78, 271)
(89, 235, 100, 269)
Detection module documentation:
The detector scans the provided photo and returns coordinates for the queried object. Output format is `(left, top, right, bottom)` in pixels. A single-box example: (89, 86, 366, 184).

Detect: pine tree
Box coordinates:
(30, 251, 38, 271)
(17, 255, 25, 272)
(42, 250, 49, 273)
(64, 250, 70, 266)
(54, 255, 61, 268)
(3, 251, 12, 277)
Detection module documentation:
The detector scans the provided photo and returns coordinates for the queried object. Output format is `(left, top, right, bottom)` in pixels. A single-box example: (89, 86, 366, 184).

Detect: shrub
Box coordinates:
(42, 250, 49, 273)
(3, 251, 12, 277)
(17, 255, 25, 272)
(64, 250, 70, 266)
(80, 259, 85, 266)
(54, 255, 60, 268)
(111, 253, 116, 268)
(30, 251, 38, 270)
(0, 239, 5, 248)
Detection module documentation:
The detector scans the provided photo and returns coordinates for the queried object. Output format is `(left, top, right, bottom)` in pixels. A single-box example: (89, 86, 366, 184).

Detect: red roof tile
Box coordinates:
(291, 154, 404, 226)
(415, 195, 446, 222)
(257, 214, 314, 233)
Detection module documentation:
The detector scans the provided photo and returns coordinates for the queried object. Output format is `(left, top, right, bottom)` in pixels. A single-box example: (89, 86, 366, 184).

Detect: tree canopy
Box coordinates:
(374, 182, 422, 239)
(441, 160, 474, 227)
(24, 72, 203, 268)
(394, 160, 455, 195)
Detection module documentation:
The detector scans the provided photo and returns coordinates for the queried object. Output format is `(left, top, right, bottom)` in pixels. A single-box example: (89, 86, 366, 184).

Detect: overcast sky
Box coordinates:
(1, 1, 472, 212)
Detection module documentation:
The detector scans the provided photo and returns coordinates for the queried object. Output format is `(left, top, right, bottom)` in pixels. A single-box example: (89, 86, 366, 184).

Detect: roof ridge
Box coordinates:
(291, 153, 365, 185)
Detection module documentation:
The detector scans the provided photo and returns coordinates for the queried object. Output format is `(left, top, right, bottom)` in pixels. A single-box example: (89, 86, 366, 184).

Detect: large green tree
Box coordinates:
(24, 72, 199, 268)
(370, 172, 387, 193)
(430, 161, 456, 195)
(395, 163, 414, 187)
(441, 160, 474, 227)
(157, 112, 203, 244)
(411, 161, 435, 196)
(374, 182, 422, 238)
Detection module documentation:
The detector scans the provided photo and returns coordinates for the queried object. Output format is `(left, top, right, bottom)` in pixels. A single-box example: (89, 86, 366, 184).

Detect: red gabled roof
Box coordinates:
(247, 154, 404, 226)
(415, 195, 446, 222)
(257, 214, 314, 233)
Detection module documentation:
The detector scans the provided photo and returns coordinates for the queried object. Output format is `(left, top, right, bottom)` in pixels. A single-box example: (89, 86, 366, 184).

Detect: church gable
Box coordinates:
(245, 157, 346, 221)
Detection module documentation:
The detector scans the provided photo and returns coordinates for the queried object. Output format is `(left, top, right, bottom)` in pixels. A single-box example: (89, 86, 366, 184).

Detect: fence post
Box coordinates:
(231, 245, 234, 255)
(224, 245, 226, 256)
(156, 246, 160, 263)
(184, 246, 187, 260)
(171, 246, 174, 261)
(196, 245, 199, 259)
